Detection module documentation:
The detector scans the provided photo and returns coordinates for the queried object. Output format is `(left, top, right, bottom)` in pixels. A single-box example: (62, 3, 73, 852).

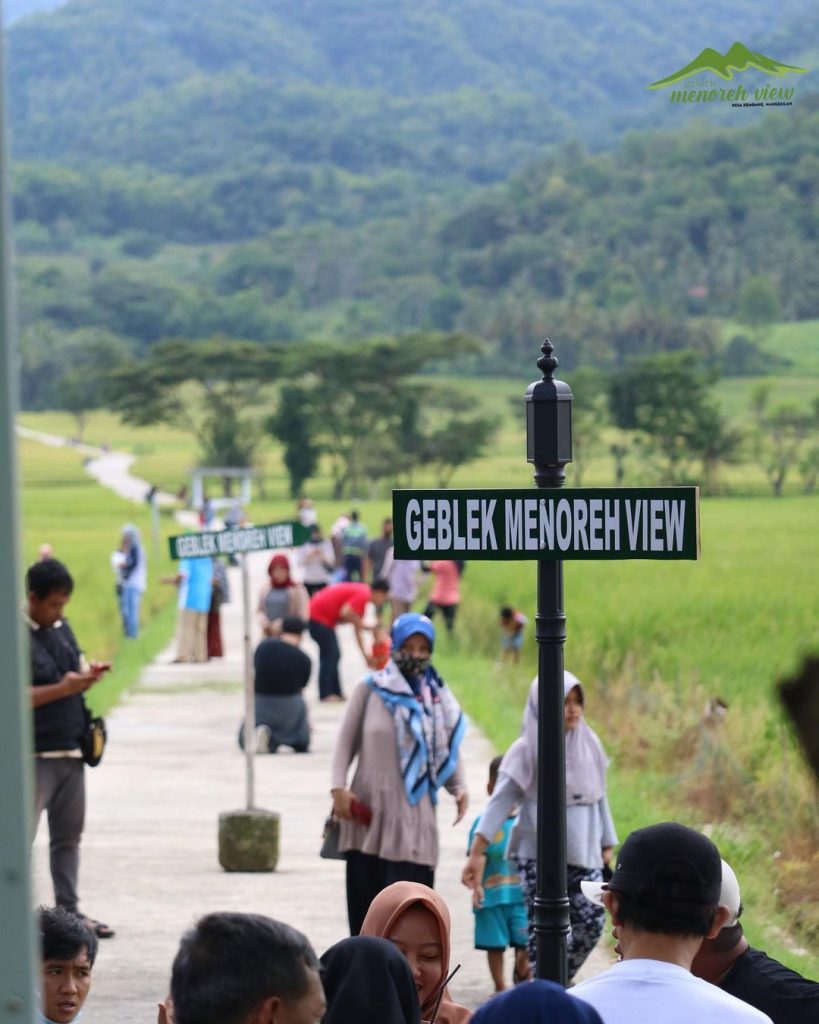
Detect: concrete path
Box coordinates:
(27, 431, 611, 1020)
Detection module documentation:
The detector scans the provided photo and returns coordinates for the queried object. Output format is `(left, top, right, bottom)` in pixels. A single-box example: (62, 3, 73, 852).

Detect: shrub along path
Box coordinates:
(29, 435, 611, 1022)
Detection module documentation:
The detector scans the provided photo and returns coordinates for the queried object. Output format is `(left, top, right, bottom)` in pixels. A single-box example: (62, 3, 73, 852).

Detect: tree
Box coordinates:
(799, 443, 819, 495)
(750, 386, 819, 497)
(737, 275, 780, 339)
(268, 384, 321, 498)
(104, 337, 282, 484)
(697, 406, 745, 495)
(418, 415, 496, 487)
(608, 351, 722, 484)
(267, 332, 488, 498)
(565, 367, 608, 486)
(54, 330, 130, 440)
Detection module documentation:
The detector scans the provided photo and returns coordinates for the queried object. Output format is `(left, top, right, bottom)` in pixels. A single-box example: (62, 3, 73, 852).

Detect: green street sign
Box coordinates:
(168, 521, 311, 561)
(392, 487, 699, 561)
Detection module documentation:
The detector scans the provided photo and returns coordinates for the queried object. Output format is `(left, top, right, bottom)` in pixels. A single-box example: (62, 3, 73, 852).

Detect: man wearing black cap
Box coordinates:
(569, 822, 772, 1023)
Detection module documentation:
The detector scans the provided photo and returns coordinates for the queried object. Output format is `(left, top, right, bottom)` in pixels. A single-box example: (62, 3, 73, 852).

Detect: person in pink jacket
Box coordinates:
(423, 560, 462, 635)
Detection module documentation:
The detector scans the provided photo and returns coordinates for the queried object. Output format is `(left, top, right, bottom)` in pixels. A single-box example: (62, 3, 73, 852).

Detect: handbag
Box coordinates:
(320, 813, 345, 860)
(80, 711, 107, 767)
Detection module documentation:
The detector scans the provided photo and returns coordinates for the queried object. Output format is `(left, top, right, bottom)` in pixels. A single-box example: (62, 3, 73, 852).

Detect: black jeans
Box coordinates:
(346, 850, 434, 935)
(423, 601, 458, 633)
(308, 620, 342, 699)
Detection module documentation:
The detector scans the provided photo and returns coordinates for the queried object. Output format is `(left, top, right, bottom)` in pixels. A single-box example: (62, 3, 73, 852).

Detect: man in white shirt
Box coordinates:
(570, 821, 772, 1024)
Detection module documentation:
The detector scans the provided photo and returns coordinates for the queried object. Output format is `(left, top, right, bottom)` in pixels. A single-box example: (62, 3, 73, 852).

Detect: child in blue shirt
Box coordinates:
(467, 756, 531, 991)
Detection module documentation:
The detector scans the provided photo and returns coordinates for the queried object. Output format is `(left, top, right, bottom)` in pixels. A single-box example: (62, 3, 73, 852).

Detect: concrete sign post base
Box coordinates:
(218, 809, 281, 872)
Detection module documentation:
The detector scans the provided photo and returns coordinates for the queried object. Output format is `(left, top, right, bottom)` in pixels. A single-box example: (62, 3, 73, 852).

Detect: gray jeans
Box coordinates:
(34, 758, 85, 914)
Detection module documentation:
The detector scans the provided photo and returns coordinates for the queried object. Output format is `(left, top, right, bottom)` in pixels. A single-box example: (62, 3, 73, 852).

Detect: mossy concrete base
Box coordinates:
(218, 809, 280, 872)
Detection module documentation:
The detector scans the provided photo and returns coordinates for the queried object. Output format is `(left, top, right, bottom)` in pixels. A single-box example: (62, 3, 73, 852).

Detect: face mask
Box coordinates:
(393, 650, 431, 679)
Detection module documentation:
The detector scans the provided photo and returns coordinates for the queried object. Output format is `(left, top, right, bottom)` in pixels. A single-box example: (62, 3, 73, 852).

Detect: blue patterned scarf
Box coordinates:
(367, 660, 466, 806)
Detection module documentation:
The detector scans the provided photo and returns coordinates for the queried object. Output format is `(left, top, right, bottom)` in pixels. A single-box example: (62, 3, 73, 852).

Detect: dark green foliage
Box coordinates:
(7, 1, 819, 381)
(417, 415, 496, 487)
(750, 386, 819, 496)
(721, 335, 792, 377)
(266, 332, 491, 498)
(19, 324, 129, 414)
(104, 338, 283, 467)
(737, 275, 781, 334)
(9, 0, 814, 171)
(607, 351, 727, 484)
(268, 385, 321, 498)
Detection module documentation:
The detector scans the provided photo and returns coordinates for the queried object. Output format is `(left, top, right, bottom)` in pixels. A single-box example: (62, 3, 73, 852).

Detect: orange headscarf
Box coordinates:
(360, 882, 472, 1024)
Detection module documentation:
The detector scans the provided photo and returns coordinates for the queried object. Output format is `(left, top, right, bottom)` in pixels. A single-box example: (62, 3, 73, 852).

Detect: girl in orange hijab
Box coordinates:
(360, 881, 472, 1024)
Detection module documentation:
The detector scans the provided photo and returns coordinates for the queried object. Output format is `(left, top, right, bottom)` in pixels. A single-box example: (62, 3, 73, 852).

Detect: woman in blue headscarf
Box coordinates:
(331, 612, 469, 935)
(472, 980, 603, 1024)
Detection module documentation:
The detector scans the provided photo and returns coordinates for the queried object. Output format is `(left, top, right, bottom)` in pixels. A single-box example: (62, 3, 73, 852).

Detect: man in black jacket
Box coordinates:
(691, 859, 819, 1023)
(27, 558, 113, 939)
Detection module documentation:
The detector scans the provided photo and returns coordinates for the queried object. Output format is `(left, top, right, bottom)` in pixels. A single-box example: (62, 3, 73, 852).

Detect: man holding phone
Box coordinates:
(27, 557, 115, 940)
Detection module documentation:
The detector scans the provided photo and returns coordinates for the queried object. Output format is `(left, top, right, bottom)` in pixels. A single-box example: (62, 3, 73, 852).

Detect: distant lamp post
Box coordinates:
(525, 337, 573, 984)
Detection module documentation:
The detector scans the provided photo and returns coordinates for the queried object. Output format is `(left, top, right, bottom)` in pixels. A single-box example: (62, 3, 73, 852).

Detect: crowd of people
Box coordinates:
(35, 826, 818, 1023)
(26, 497, 818, 1022)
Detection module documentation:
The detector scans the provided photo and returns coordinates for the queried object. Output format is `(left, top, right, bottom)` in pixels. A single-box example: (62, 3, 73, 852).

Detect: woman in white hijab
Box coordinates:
(462, 672, 617, 980)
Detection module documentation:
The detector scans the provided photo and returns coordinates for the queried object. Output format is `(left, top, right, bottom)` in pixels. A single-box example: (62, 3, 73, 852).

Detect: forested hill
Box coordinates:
(8, 0, 816, 179)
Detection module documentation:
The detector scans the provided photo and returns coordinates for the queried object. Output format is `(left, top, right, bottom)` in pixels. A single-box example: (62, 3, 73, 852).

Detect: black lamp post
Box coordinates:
(525, 338, 573, 984)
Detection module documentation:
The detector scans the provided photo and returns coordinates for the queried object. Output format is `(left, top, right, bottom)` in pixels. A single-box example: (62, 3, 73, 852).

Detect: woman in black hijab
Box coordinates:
(320, 936, 421, 1024)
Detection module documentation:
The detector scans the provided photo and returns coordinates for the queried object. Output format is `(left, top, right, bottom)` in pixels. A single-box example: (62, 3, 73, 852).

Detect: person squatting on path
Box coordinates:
(462, 672, 616, 980)
(257, 553, 309, 639)
(690, 859, 819, 1023)
(238, 615, 313, 755)
(308, 579, 390, 701)
(27, 558, 115, 940)
(331, 613, 468, 934)
(168, 912, 326, 1024)
(319, 935, 421, 1024)
(38, 905, 98, 1024)
(361, 881, 472, 1024)
(571, 822, 773, 1023)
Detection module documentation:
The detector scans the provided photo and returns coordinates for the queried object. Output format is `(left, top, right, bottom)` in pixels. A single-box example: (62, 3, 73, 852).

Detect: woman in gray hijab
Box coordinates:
(462, 672, 617, 980)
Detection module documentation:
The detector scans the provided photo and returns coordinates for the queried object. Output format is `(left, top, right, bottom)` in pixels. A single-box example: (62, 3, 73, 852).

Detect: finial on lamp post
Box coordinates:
(536, 337, 559, 379)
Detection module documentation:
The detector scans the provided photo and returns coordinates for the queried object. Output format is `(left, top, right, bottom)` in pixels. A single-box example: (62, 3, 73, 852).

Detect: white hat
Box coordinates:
(719, 859, 742, 927)
(580, 879, 607, 907)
